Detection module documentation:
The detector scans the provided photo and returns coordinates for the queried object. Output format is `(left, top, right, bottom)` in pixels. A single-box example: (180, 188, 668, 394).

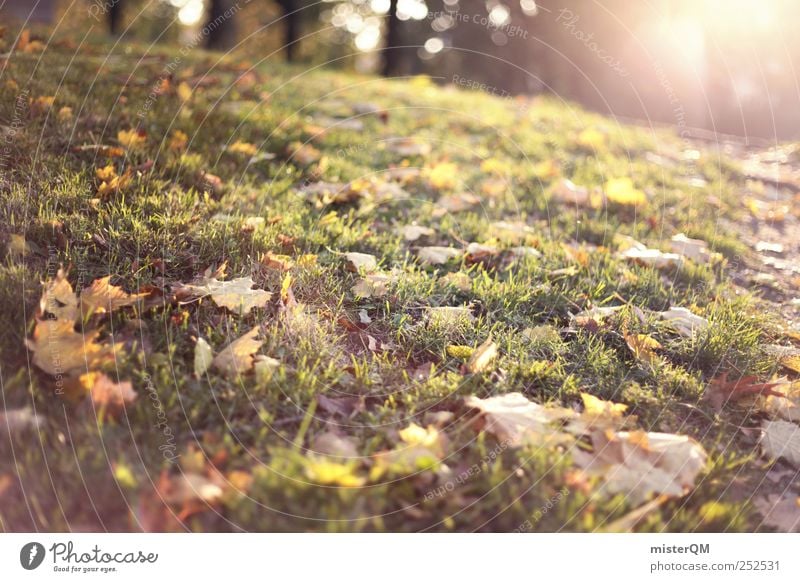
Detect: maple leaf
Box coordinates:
(26, 319, 118, 376)
(212, 327, 264, 378)
(180, 275, 271, 315)
(79, 276, 148, 317)
(567, 393, 631, 435)
(705, 372, 784, 412)
(761, 380, 800, 421)
(117, 129, 146, 149)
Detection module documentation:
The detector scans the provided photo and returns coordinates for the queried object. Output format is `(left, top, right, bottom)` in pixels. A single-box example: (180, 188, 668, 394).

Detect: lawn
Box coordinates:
(1, 33, 799, 532)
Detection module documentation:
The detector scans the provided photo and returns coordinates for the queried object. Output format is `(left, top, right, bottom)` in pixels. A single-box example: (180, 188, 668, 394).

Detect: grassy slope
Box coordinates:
(0, 38, 788, 532)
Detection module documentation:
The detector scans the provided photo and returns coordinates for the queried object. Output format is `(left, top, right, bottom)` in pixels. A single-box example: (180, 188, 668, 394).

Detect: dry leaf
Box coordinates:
(624, 333, 662, 366)
(567, 393, 630, 435)
(467, 337, 498, 373)
(344, 252, 377, 273)
(81, 372, 137, 414)
(40, 268, 78, 321)
(212, 327, 264, 378)
(311, 431, 359, 458)
(670, 234, 717, 264)
(575, 430, 708, 503)
(761, 380, 800, 421)
(417, 246, 463, 265)
(605, 177, 646, 206)
(464, 392, 575, 447)
(26, 319, 117, 376)
(658, 307, 708, 338)
(621, 246, 683, 268)
(371, 423, 447, 479)
(399, 224, 435, 242)
(755, 494, 800, 532)
(194, 337, 213, 377)
(761, 420, 800, 467)
(351, 272, 394, 298)
(79, 276, 148, 316)
(706, 372, 784, 412)
(0, 408, 43, 434)
(181, 276, 271, 314)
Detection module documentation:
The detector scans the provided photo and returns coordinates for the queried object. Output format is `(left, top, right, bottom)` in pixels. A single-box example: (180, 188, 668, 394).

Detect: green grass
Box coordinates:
(0, 35, 789, 532)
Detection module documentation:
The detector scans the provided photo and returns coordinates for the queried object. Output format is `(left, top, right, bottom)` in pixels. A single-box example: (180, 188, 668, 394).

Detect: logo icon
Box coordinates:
(20, 542, 45, 570)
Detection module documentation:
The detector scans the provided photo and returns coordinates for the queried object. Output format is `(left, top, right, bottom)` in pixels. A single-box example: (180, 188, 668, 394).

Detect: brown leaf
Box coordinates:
(80, 276, 149, 316)
(81, 372, 137, 415)
(212, 327, 263, 378)
(706, 372, 784, 412)
(26, 319, 118, 376)
(466, 337, 498, 373)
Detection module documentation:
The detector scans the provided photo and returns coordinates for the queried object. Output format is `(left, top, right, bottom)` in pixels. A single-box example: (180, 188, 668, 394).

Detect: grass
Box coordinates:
(0, 33, 791, 532)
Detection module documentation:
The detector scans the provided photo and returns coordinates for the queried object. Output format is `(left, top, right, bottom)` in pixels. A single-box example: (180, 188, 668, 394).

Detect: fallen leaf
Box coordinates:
(39, 268, 78, 321)
(386, 138, 431, 157)
(464, 392, 575, 447)
(624, 333, 663, 366)
(706, 373, 784, 412)
(399, 224, 435, 242)
(425, 305, 475, 325)
(567, 393, 630, 435)
(371, 423, 447, 479)
(0, 408, 43, 434)
(605, 177, 646, 206)
(417, 246, 463, 265)
(761, 420, 800, 467)
(26, 319, 117, 376)
(344, 252, 378, 273)
(79, 276, 148, 316)
(194, 337, 213, 377)
(761, 380, 800, 421)
(621, 246, 683, 268)
(658, 307, 708, 338)
(180, 275, 271, 314)
(117, 129, 146, 149)
(755, 494, 800, 532)
(212, 327, 264, 378)
(575, 430, 708, 503)
(351, 272, 394, 298)
(81, 372, 137, 415)
(467, 337, 498, 373)
(670, 233, 717, 264)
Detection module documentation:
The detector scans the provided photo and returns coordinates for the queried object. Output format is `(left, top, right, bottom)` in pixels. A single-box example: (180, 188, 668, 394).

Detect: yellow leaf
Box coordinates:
(117, 129, 146, 149)
(177, 81, 192, 103)
(212, 327, 263, 378)
(79, 276, 148, 316)
(624, 333, 663, 365)
(181, 275, 271, 315)
(605, 177, 646, 206)
(427, 162, 459, 190)
(227, 141, 258, 156)
(26, 319, 117, 376)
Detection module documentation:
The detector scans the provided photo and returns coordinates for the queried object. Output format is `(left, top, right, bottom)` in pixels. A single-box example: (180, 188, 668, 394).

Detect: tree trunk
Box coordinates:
(206, 0, 239, 51)
(279, 0, 300, 62)
(382, 0, 401, 77)
(108, 1, 123, 36)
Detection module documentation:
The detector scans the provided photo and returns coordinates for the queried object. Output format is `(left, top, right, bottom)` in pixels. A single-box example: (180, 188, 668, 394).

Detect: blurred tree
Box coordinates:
(108, 0, 124, 35)
(381, 0, 401, 76)
(276, 0, 301, 61)
(206, 0, 239, 50)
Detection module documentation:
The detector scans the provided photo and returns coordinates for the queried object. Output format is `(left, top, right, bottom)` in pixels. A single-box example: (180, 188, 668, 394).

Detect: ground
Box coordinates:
(1, 35, 799, 532)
